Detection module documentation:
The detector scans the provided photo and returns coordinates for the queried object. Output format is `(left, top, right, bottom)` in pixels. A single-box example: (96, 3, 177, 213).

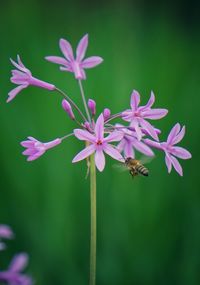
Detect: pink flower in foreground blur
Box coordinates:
(72, 114, 123, 171)
(0, 253, 32, 285)
(122, 90, 168, 141)
(0, 225, 14, 251)
(21, 137, 61, 161)
(116, 124, 154, 158)
(7, 55, 55, 103)
(45, 34, 103, 80)
(145, 123, 192, 176)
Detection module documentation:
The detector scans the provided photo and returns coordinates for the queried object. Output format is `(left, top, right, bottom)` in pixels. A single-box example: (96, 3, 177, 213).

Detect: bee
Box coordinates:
(125, 157, 149, 177)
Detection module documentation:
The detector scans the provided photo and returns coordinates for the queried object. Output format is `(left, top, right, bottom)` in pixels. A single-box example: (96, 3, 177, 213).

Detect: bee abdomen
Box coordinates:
(135, 165, 149, 176)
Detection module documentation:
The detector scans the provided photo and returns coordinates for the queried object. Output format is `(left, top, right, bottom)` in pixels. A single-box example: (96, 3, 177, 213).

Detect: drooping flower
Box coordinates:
(145, 123, 192, 176)
(72, 114, 123, 171)
(0, 225, 14, 251)
(45, 34, 103, 80)
(7, 55, 55, 103)
(0, 253, 32, 285)
(122, 90, 168, 141)
(21, 137, 62, 161)
(116, 124, 154, 158)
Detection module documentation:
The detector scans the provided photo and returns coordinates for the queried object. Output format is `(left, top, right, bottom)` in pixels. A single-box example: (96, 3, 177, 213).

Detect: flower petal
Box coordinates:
(45, 56, 69, 66)
(167, 123, 181, 145)
(95, 150, 105, 171)
(9, 253, 29, 272)
(144, 139, 162, 150)
(133, 139, 154, 156)
(104, 131, 123, 143)
(130, 119, 142, 141)
(124, 141, 134, 158)
(103, 144, 124, 161)
(74, 129, 96, 143)
(81, 56, 103, 68)
(170, 146, 192, 159)
(27, 150, 45, 161)
(142, 108, 168, 120)
(0, 225, 14, 239)
(165, 153, 172, 173)
(140, 119, 159, 141)
(170, 155, 183, 176)
(144, 91, 155, 109)
(72, 144, 95, 163)
(76, 34, 88, 62)
(59, 38, 74, 61)
(130, 90, 140, 111)
(171, 126, 185, 145)
(94, 114, 104, 140)
(7, 85, 28, 102)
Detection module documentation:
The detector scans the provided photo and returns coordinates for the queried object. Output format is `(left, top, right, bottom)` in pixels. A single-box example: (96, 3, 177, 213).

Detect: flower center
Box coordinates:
(96, 140, 102, 146)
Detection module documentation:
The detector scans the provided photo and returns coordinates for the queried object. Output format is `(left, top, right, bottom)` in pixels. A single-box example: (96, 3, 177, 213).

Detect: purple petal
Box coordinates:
(130, 90, 140, 111)
(143, 91, 155, 109)
(0, 225, 14, 239)
(76, 34, 88, 62)
(94, 114, 104, 140)
(72, 144, 95, 163)
(170, 146, 192, 159)
(144, 139, 162, 150)
(167, 123, 181, 145)
(59, 38, 74, 61)
(142, 108, 168, 120)
(81, 56, 103, 68)
(7, 85, 27, 102)
(21, 140, 35, 147)
(140, 119, 159, 141)
(104, 131, 123, 143)
(103, 108, 111, 120)
(133, 139, 154, 156)
(9, 253, 29, 272)
(22, 148, 37, 156)
(45, 56, 69, 66)
(27, 150, 45, 161)
(60, 66, 73, 72)
(10, 58, 27, 73)
(95, 150, 105, 171)
(165, 153, 172, 173)
(124, 141, 134, 158)
(130, 119, 142, 141)
(74, 129, 96, 143)
(171, 126, 185, 145)
(103, 144, 124, 162)
(170, 155, 183, 176)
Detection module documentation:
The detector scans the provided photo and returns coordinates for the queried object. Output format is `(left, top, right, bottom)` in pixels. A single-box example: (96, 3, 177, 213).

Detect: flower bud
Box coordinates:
(103, 108, 111, 120)
(62, 99, 75, 120)
(88, 99, 96, 116)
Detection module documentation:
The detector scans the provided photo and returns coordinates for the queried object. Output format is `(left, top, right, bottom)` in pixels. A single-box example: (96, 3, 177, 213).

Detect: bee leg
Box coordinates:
(129, 170, 134, 178)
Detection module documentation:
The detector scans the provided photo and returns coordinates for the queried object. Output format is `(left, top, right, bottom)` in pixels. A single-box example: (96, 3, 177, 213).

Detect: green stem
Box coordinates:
(78, 80, 92, 124)
(90, 154, 96, 285)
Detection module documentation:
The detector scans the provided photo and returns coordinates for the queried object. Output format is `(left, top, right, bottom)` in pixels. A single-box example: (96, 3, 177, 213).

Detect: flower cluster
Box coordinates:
(0, 225, 32, 285)
(8, 34, 191, 175)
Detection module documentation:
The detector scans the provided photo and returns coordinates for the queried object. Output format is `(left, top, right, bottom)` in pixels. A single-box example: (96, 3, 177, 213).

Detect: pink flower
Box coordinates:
(0, 225, 14, 251)
(122, 90, 168, 141)
(72, 114, 123, 171)
(7, 56, 55, 103)
(0, 253, 32, 285)
(88, 99, 96, 116)
(145, 123, 192, 176)
(116, 124, 154, 158)
(45, 34, 103, 80)
(62, 99, 75, 120)
(21, 137, 61, 161)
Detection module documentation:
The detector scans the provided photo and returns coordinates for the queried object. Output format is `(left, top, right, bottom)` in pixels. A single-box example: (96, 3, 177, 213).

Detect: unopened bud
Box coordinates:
(88, 99, 96, 116)
(62, 99, 75, 120)
(103, 108, 111, 120)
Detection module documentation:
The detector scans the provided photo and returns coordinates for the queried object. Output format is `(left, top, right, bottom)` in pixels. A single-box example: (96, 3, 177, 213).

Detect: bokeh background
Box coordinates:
(0, 0, 200, 284)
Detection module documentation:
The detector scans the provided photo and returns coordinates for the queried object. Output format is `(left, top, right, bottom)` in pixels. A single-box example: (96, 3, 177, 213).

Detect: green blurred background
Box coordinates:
(0, 0, 200, 284)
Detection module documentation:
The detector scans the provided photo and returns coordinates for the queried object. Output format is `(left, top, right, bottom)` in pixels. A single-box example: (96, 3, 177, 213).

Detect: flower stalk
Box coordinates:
(89, 153, 96, 285)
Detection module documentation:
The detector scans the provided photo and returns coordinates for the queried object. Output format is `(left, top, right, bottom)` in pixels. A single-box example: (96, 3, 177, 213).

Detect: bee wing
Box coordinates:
(139, 155, 155, 165)
(113, 163, 128, 172)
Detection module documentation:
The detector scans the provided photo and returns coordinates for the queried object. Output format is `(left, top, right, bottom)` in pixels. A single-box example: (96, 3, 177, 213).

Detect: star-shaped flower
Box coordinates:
(21, 137, 61, 161)
(7, 56, 55, 102)
(45, 34, 103, 80)
(72, 114, 123, 171)
(145, 123, 192, 176)
(122, 90, 168, 141)
(0, 253, 32, 285)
